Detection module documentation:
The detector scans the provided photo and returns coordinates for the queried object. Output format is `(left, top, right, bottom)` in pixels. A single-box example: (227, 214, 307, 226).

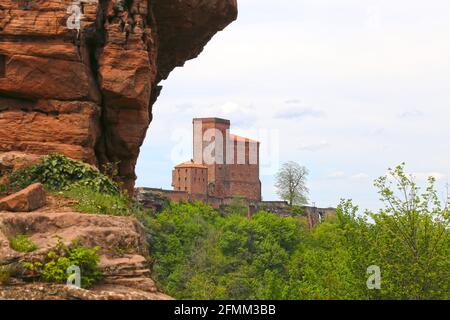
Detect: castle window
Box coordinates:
(0, 55, 6, 78)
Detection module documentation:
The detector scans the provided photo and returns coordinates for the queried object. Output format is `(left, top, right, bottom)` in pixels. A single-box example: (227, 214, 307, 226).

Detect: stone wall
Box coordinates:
(172, 165, 208, 195)
(136, 188, 336, 229)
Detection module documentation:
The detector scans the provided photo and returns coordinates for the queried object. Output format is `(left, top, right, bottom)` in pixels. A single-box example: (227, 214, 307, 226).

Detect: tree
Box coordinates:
(146, 164, 449, 300)
(370, 163, 450, 299)
(275, 161, 309, 206)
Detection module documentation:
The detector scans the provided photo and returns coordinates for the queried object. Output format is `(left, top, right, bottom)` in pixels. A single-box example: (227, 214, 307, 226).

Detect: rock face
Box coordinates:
(0, 182, 46, 212)
(0, 0, 238, 193)
(0, 202, 172, 300)
(0, 152, 42, 185)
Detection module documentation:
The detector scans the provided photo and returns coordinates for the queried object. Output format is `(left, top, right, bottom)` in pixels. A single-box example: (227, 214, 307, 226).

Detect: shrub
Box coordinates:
(8, 154, 119, 194)
(220, 196, 249, 217)
(0, 183, 7, 194)
(9, 235, 38, 253)
(23, 240, 102, 288)
(4, 154, 138, 217)
(0, 265, 11, 284)
(288, 205, 305, 216)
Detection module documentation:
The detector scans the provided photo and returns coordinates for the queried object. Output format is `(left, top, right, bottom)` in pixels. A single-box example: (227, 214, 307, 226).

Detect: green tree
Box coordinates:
(146, 164, 449, 300)
(370, 163, 450, 299)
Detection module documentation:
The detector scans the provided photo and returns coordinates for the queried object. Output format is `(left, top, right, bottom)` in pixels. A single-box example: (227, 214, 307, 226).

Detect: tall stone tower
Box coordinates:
(193, 118, 231, 197)
(191, 118, 261, 202)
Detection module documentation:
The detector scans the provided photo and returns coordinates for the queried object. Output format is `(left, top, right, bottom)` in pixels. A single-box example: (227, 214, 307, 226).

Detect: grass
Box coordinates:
(2, 154, 143, 218)
(62, 186, 133, 216)
(9, 234, 38, 253)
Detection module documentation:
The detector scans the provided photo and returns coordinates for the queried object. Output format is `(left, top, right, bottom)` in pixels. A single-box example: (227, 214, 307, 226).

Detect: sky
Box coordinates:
(136, 0, 450, 211)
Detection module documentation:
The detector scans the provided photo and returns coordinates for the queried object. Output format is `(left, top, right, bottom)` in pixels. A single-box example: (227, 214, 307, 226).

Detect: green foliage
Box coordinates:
(23, 240, 102, 288)
(147, 202, 307, 299)
(0, 265, 11, 284)
(220, 196, 249, 217)
(370, 163, 450, 299)
(9, 235, 38, 253)
(62, 186, 133, 216)
(288, 205, 305, 216)
(147, 164, 449, 300)
(8, 154, 119, 194)
(0, 183, 7, 194)
(4, 154, 133, 216)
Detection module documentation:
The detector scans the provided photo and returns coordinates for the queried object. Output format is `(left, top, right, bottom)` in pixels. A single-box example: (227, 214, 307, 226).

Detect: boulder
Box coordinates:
(0, 183, 46, 212)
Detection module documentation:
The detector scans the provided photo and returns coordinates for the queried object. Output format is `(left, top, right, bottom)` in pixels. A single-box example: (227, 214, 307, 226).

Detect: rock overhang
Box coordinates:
(0, 0, 238, 193)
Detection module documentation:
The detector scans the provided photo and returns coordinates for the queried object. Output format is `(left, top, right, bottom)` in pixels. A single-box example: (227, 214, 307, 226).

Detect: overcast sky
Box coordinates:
(136, 0, 450, 211)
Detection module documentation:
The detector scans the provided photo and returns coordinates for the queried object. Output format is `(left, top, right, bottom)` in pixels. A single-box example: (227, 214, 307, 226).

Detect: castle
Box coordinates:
(172, 118, 261, 203)
(136, 118, 335, 228)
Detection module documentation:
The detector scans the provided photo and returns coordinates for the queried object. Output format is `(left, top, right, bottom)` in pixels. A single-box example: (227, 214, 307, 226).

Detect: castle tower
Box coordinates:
(191, 118, 261, 201)
(193, 118, 231, 197)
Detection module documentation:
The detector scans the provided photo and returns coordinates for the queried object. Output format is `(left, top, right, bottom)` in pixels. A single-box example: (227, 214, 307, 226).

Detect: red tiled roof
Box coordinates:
(175, 161, 208, 169)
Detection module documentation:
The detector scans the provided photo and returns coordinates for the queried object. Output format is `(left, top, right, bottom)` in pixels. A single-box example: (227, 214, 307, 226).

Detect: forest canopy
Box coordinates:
(147, 164, 449, 300)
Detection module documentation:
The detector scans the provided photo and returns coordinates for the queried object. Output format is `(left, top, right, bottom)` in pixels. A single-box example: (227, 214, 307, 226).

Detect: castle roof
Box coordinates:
(175, 161, 208, 169)
(193, 117, 230, 124)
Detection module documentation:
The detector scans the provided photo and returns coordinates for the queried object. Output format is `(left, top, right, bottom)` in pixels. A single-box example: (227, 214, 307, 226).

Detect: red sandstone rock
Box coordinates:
(0, 183, 46, 212)
(0, 152, 42, 183)
(0, 0, 238, 193)
(0, 208, 171, 300)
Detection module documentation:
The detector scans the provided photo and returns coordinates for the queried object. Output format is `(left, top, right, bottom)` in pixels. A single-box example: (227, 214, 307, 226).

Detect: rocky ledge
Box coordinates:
(0, 200, 171, 300)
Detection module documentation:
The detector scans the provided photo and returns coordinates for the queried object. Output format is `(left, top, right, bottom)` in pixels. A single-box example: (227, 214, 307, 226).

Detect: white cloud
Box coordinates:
(275, 107, 326, 120)
(398, 109, 424, 119)
(137, 0, 450, 211)
(298, 140, 330, 152)
(350, 173, 371, 181)
(328, 171, 346, 179)
(412, 172, 446, 182)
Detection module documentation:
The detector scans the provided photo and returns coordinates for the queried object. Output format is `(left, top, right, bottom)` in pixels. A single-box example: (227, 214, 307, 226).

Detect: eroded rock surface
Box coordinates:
(0, 202, 172, 300)
(0, 182, 46, 212)
(0, 0, 238, 192)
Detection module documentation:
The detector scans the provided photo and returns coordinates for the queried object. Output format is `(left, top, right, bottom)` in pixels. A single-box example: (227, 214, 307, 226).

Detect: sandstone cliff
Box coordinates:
(0, 0, 238, 192)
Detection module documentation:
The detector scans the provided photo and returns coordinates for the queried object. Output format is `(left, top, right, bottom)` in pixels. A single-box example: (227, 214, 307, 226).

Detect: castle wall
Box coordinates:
(172, 166, 208, 194)
(225, 136, 261, 201)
